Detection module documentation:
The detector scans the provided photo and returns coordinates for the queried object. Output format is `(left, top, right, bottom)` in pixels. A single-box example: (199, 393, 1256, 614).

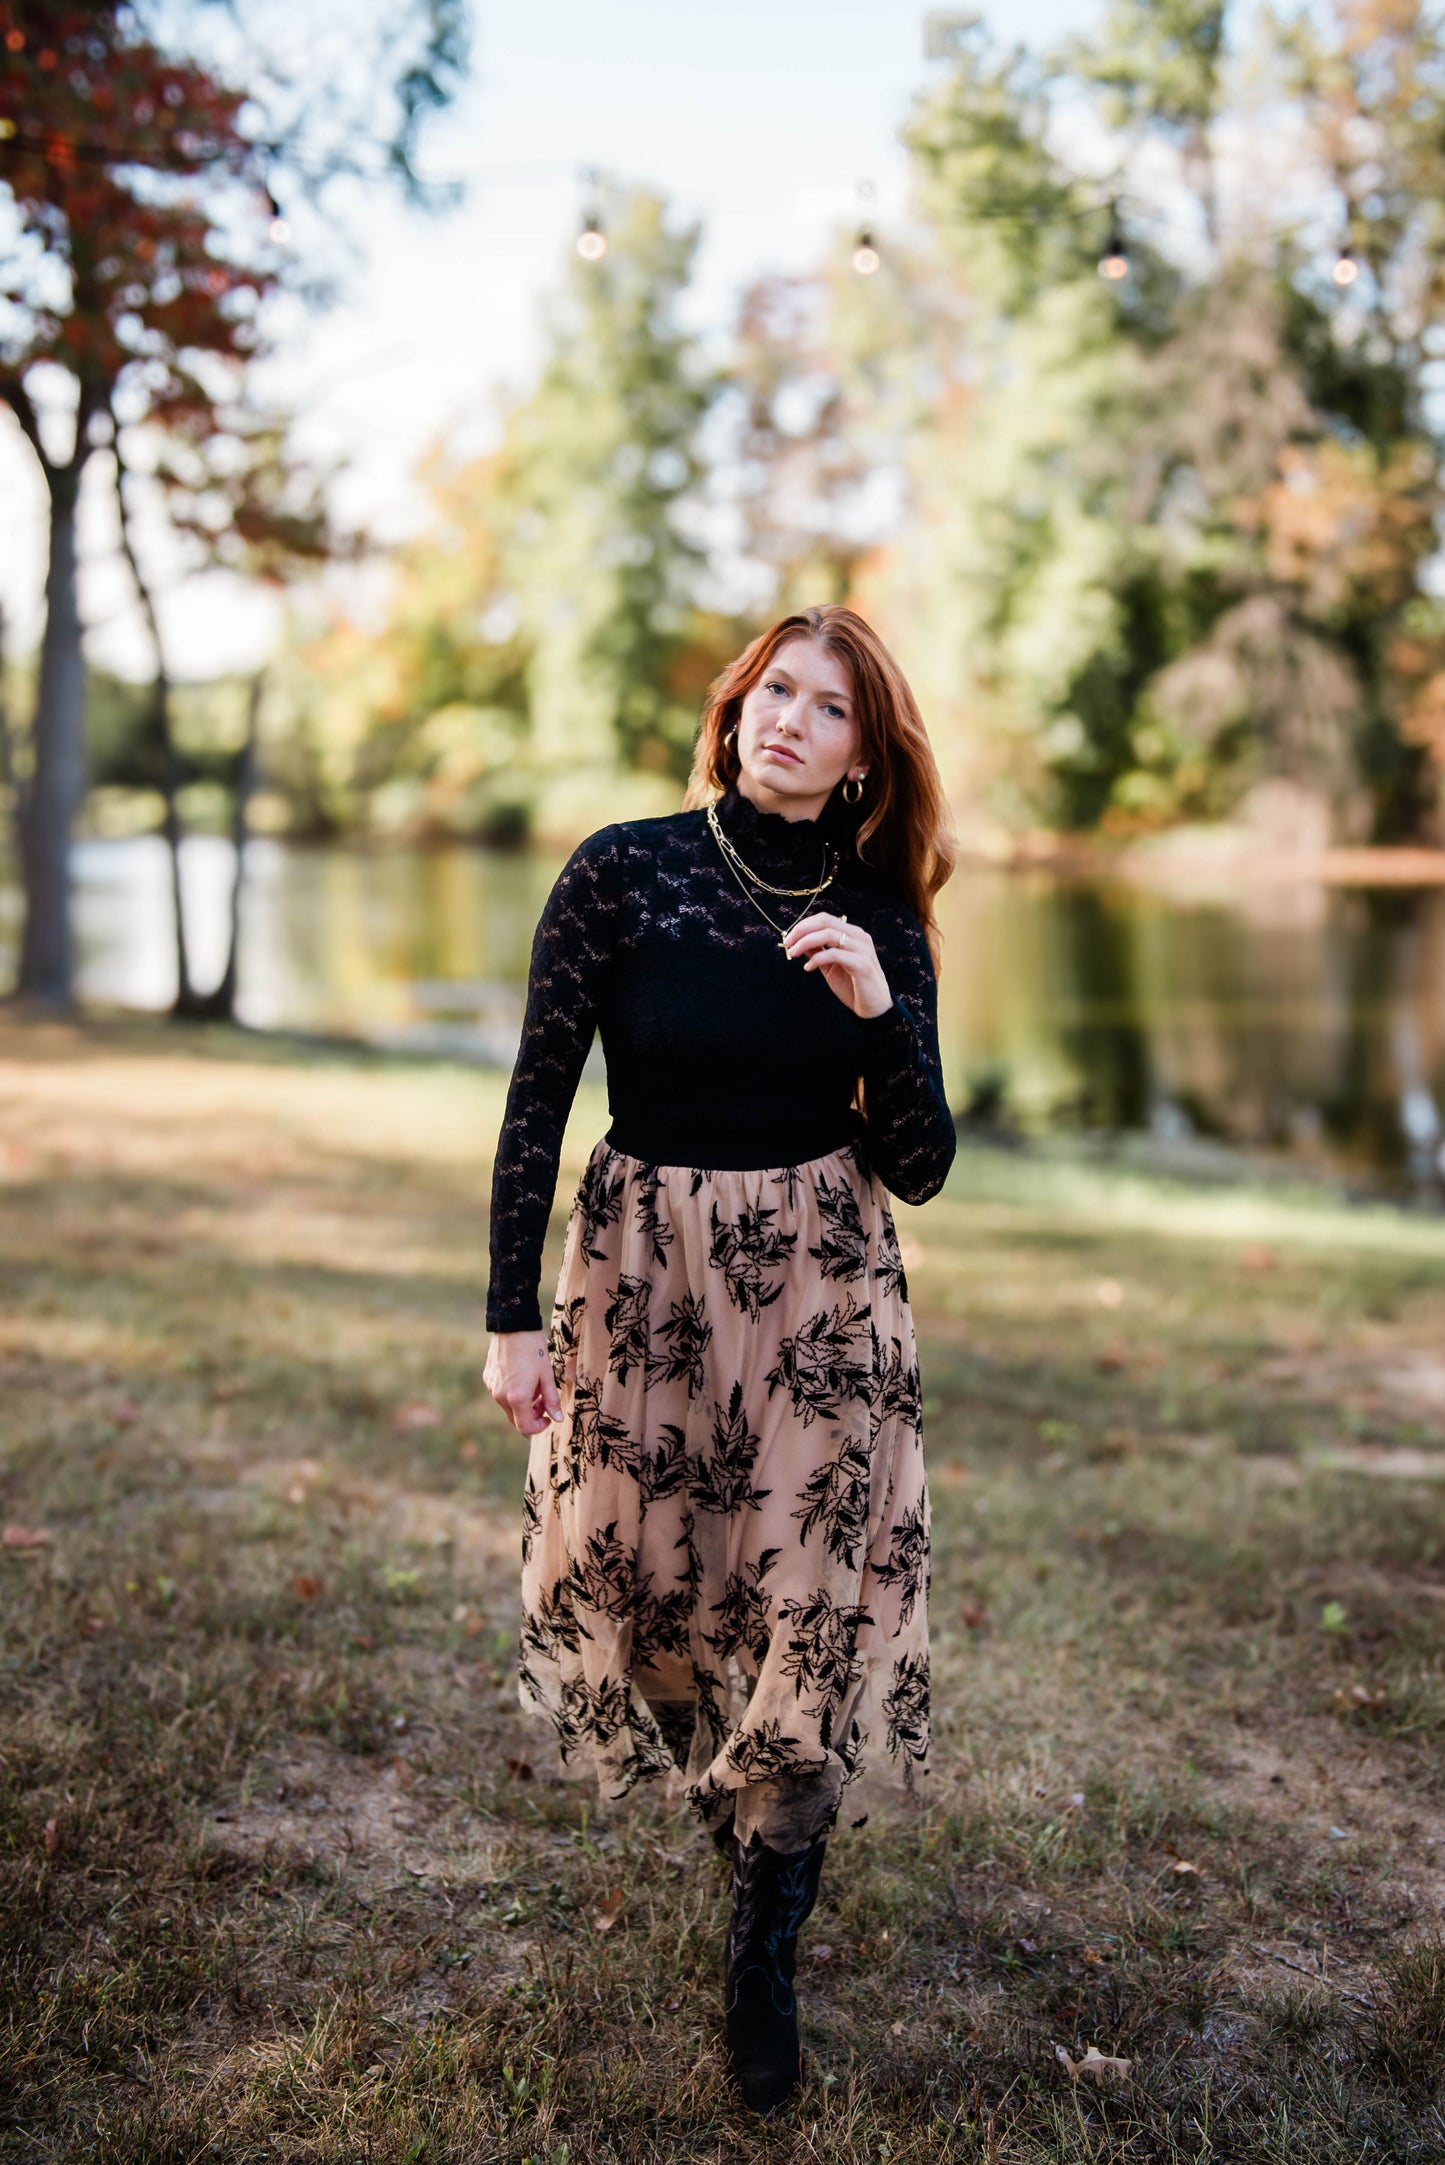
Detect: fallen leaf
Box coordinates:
(1334, 1682, 1387, 1709)
(591, 1888, 624, 1933)
(392, 1714, 410, 1735)
(1098, 1427, 1139, 1457)
(960, 1600, 988, 1630)
(1168, 1859, 1200, 1876)
(1320, 1601, 1350, 1635)
(504, 1757, 534, 1782)
(890, 2020, 904, 2037)
(1055, 2043, 1132, 2085)
(393, 1402, 441, 1431)
(292, 1574, 323, 1601)
(1080, 1946, 1105, 1965)
(42, 1818, 59, 1857)
(1094, 1343, 1126, 1372)
(1063, 1791, 1086, 1810)
(810, 1944, 834, 1962)
(2, 1526, 53, 1550)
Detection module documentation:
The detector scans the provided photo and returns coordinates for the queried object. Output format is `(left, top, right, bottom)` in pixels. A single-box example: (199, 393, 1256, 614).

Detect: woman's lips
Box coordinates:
(762, 744, 802, 764)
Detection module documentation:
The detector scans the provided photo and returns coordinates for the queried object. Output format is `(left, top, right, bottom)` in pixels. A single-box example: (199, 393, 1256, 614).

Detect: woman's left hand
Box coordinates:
(783, 910, 893, 1019)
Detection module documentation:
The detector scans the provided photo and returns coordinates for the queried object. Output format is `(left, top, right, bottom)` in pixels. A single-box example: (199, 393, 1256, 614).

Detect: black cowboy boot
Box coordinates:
(723, 1828, 828, 2116)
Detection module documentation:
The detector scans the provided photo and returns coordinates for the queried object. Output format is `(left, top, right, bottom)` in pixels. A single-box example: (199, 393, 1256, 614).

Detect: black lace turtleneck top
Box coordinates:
(485, 782, 957, 1332)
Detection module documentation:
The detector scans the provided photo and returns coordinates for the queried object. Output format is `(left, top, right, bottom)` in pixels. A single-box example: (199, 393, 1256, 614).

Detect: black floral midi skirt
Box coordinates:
(518, 1136, 931, 1851)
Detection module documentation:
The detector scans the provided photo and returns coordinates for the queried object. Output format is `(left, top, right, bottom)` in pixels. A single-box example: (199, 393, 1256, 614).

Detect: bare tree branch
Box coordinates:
(1, 375, 55, 483)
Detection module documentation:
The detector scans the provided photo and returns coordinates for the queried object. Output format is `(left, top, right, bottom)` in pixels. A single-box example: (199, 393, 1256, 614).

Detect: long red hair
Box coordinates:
(683, 607, 956, 971)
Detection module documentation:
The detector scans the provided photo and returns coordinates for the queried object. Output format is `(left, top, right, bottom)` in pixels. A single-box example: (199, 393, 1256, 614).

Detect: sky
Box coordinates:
(0, 0, 1098, 681)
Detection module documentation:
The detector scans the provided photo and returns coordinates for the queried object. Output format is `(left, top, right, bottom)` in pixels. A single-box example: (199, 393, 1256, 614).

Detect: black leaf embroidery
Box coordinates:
(576, 1150, 626, 1262)
(610, 1723, 679, 1797)
(603, 1274, 652, 1383)
(724, 1718, 829, 1781)
(687, 1382, 772, 1514)
(708, 1198, 797, 1317)
(548, 1293, 588, 1387)
(647, 1292, 712, 1397)
(634, 1164, 674, 1265)
(567, 1521, 638, 1619)
(873, 1501, 928, 1626)
(693, 1663, 731, 1749)
(883, 1651, 930, 1762)
(521, 1572, 584, 1659)
(520, 1470, 542, 1566)
(686, 1771, 733, 1826)
(777, 1587, 873, 1740)
(871, 1213, 909, 1300)
(705, 1545, 781, 1663)
(764, 1294, 871, 1426)
(771, 1163, 804, 1206)
(593, 1420, 687, 1504)
(632, 1578, 693, 1662)
(675, 1501, 704, 1596)
(807, 1171, 869, 1283)
(866, 1322, 922, 1440)
(564, 1373, 633, 1491)
(792, 1434, 874, 1568)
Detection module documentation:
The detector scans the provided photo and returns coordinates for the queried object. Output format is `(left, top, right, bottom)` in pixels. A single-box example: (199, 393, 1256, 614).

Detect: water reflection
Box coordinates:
(4, 836, 1445, 1186)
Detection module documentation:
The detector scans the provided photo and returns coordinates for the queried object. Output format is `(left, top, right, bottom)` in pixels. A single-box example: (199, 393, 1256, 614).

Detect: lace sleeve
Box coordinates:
(485, 827, 623, 1332)
(856, 908, 957, 1205)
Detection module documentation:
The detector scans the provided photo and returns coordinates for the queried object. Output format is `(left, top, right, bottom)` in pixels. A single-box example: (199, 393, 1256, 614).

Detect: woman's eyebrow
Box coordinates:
(767, 667, 852, 705)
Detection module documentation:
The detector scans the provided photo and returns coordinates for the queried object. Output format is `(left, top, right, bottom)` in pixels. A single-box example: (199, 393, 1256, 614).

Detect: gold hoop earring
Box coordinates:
(724, 726, 738, 751)
(843, 774, 864, 804)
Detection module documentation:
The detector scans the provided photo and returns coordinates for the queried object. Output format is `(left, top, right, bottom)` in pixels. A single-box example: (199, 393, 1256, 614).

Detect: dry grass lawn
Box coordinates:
(4, 1018, 1445, 2161)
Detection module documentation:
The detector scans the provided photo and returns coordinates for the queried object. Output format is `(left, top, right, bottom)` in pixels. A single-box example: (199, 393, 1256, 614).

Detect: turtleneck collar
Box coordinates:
(712, 780, 861, 877)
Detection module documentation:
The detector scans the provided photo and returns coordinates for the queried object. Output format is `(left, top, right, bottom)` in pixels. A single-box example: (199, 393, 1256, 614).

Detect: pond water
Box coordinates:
(7, 832, 1445, 1190)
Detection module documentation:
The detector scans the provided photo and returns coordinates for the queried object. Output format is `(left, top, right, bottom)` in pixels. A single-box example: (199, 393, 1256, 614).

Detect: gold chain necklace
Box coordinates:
(705, 800, 836, 898)
(705, 801, 835, 949)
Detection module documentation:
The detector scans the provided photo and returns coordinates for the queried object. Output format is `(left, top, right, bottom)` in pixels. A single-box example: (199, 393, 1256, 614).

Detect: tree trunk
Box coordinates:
(17, 470, 87, 1007)
(110, 420, 196, 1012)
(179, 674, 262, 1024)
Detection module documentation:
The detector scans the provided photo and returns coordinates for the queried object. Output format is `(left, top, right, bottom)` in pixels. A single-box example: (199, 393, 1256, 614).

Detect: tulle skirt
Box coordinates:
(518, 1136, 930, 1850)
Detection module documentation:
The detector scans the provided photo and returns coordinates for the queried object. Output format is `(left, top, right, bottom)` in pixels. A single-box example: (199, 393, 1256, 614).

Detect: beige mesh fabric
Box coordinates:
(518, 1139, 930, 1853)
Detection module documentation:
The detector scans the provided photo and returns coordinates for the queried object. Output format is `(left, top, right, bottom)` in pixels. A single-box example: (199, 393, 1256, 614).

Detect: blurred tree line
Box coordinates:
(33, 0, 1445, 854)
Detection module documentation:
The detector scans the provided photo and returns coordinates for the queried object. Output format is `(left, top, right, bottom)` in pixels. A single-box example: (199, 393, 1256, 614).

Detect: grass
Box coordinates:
(4, 1016, 1445, 2160)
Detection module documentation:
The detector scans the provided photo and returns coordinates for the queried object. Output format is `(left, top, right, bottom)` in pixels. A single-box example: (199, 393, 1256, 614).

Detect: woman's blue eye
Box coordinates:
(765, 682, 787, 695)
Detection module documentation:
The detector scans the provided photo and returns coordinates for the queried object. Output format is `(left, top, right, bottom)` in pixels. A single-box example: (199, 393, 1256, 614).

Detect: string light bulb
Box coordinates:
(852, 227, 880, 276)
(1098, 203, 1129, 282)
(577, 169, 607, 261)
(1332, 244, 1359, 287)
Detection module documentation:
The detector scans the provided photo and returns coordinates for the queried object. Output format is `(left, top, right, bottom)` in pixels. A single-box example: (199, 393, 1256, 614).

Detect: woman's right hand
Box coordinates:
(483, 1331, 563, 1435)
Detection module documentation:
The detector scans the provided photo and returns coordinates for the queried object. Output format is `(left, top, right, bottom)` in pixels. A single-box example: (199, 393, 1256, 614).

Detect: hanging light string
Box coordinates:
(0, 116, 1367, 292)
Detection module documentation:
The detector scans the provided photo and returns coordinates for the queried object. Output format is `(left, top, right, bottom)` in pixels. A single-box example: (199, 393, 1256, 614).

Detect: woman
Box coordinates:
(483, 605, 957, 2115)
